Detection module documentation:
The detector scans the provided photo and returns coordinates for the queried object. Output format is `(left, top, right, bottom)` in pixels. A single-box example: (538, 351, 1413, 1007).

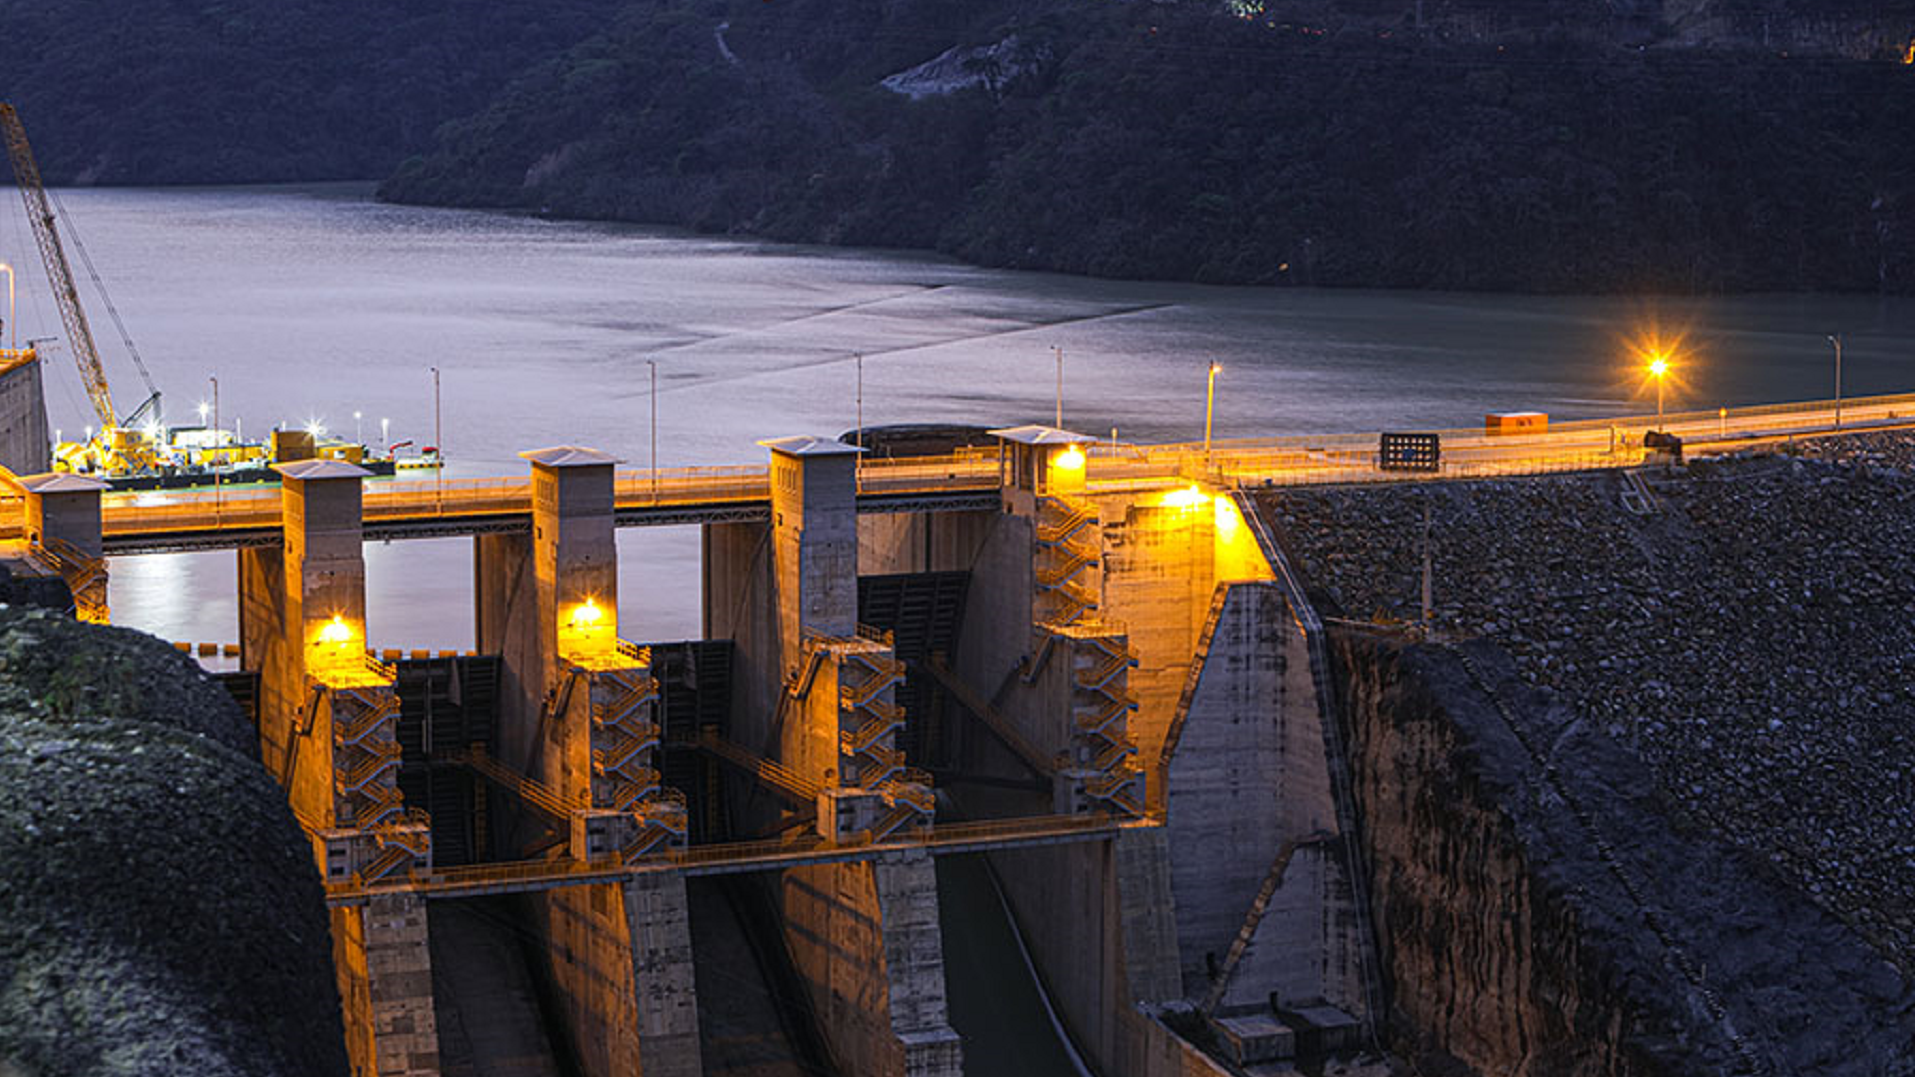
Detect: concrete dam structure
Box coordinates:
(2, 420, 1384, 1077)
(9, 393, 1915, 1076)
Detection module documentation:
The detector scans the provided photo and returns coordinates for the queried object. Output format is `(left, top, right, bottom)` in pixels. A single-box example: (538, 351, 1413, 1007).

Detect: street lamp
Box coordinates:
(1648, 353, 1669, 424)
(0, 262, 13, 349)
(1827, 334, 1843, 428)
(646, 358, 659, 504)
(1054, 345, 1064, 429)
(354, 410, 363, 446)
(1204, 362, 1222, 461)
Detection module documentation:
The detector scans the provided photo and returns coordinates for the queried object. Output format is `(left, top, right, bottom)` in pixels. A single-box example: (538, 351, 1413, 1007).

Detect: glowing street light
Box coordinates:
(1647, 352, 1670, 423)
(1204, 362, 1222, 460)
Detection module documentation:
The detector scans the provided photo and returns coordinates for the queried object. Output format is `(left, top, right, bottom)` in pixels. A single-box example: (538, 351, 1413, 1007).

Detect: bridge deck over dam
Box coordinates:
(11, 390, 1912, 555)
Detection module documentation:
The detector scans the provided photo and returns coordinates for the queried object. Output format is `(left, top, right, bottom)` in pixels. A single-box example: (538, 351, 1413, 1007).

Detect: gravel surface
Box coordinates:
(1259, 434, 1915, 971)
(0, 606, 348, 1077)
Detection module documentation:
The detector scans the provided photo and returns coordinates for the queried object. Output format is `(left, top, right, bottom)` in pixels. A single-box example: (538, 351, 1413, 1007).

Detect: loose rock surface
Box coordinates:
(1260, 433, 1915, 972)
(0, 606, 348, 1077)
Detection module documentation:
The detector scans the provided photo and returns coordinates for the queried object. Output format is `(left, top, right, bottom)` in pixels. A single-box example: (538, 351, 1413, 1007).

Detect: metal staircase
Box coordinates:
(1070, 632, 1143, 818)
(581, 646, 688, 862)
(1036, 494, 1101, 628)
(33, 535, 106, 622)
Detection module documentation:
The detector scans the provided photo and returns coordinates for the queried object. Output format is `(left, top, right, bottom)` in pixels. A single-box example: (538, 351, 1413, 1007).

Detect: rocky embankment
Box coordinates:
(0, 608, 347, 1077)
(1335, 636, 1912, 1076)
(1257, 433, 1915, 1073)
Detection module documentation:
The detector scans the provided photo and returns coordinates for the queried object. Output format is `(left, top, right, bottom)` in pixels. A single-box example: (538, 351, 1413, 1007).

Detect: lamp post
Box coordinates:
(354, 410, 363, 446)
(1648, 354, 1669, 424)
(430, 366, 442, 511)
(1054, 345, 1064, 429)
(854, 353, 864, 493)
(209, 375, 220, 517)
(1204, 362, 1221, 462)
(380, 417, 389, 454)
(0, 262, 12, 349)
(646, 358, 658, 504)
(1827, 334, 1843, 428)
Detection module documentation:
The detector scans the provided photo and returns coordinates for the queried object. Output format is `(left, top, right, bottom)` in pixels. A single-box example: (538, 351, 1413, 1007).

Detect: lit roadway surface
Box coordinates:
(18, 391, 1915, 555)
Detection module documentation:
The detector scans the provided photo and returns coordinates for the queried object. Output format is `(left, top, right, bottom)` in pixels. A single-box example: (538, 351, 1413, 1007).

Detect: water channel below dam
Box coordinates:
(8, 185, 1915, 1075)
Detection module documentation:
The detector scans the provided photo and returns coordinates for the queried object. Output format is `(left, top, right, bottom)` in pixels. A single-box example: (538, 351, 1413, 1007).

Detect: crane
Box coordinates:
(0, 102, 161, 442)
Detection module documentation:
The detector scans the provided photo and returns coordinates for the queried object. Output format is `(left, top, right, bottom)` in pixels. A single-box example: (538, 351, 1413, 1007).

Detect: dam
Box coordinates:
(3, 384, 1914, 1076)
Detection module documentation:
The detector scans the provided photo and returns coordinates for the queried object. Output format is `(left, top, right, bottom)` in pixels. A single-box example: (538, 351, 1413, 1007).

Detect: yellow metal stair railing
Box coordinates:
(336, 739, 403, 795)
(1036, 501, 1096, 547)
(37, 535, 107, 622)
(604, 769, 666, 813)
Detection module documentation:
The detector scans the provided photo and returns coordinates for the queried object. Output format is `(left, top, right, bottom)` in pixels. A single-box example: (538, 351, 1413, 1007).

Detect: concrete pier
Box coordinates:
(0, 349, 50, 476)
(89, 422, 1397, 1075)
(708, 436, 960, 1077)
(237, 459, 440, 1077)
(476, 446, 701, 1077)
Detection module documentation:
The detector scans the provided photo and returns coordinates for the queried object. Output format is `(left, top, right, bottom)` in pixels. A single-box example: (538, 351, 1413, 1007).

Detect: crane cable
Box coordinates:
(47, 188, 160, 425)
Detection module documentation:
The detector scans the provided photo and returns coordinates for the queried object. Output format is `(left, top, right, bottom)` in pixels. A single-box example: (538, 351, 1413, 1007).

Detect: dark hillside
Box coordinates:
(380, 0, 1915, 292)
(0, 0, 626, 183)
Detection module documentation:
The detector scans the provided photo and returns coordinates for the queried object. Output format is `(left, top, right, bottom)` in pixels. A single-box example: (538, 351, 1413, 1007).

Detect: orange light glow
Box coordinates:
(1055, 445, 1086, 471)
(569, 598, 605, 628)
(1163, 485, 1208, 510)
(318, 615, 353, 645)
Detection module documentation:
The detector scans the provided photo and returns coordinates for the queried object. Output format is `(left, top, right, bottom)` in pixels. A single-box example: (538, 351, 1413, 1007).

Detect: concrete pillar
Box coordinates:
(762, 435, 862, 663)
(627, 873, 703, 1077)
(0, 350, 51, 476)
(253, 459, 378, 828)
(238, 460, 438, 1076)
(780, 852, 962, 1077)
(476, 449, 698, 1077)
(533, 874, 704, 1077)
(332, 894, 442, 1077)
(16, 472, 108, 622)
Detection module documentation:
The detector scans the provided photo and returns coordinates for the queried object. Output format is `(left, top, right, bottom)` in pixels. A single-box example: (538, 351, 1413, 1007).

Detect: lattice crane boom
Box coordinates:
(0, 102, 118, 432)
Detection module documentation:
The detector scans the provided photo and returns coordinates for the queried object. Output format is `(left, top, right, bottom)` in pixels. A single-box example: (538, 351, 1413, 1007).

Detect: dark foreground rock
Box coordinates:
(1336, 635, 1914, 1076)
(0, 607, 347, 1077)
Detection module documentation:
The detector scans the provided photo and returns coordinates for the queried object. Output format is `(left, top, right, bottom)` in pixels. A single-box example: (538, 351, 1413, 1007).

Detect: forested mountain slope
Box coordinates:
(0, 0, 625, 183)
(5, 0, 1915, 291)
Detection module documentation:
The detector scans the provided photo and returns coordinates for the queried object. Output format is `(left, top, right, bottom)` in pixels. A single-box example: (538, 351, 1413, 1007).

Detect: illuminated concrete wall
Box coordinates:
(245, 464, 370, 829)
(1161, 581, 1359, 1011)
(1097, 491, 1273, 769)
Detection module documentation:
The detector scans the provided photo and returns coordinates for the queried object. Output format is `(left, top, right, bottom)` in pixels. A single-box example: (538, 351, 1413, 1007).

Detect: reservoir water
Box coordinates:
(3, 184, 1912, 647)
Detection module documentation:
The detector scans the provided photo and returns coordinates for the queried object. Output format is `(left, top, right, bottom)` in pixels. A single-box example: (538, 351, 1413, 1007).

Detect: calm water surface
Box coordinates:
(5, 185, 1913, 647)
